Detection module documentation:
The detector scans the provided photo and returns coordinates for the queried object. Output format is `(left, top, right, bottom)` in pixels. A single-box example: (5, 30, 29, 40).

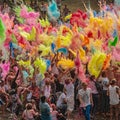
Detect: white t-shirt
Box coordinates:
(79, 88, 92, 107)
(44, 85, 51, 99)
(109, 85, 119, 105)
(65, 82, 74, 97)
(27, 92, 32, 101)
(35, 73, 43, 87)
(57, 92, 66, 107)
(101, 77, 109, 90)
(22, 109, 36, 120)
(65, 83, 74, 111)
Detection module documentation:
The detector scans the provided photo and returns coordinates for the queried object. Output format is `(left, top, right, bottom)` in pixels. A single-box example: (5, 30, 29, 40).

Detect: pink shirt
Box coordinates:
(44, 85, 51, 98)
(51, 110, 58, 120)
(22, 109, 36, 120)
(88, 81, 98, 94)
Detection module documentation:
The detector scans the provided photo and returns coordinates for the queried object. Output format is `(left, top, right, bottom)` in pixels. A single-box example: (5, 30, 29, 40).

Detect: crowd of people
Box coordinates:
(0, 0, 70, 19)
(0, 0, 120, 120)
(0, 50, 119, 120)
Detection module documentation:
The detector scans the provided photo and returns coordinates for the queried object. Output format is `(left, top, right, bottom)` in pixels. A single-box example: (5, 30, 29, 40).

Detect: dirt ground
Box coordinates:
(1, 110, 120, 120)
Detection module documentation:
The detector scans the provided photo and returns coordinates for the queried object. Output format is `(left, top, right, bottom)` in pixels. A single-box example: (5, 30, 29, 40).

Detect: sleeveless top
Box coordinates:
(109, 85, 119, 105)
(44, 85, 51, 98)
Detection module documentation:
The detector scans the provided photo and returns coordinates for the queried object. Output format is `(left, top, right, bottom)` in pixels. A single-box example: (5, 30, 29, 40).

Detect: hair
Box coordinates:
(54, 74, 58, 78)
(44, 72, 49, 77)
(26, 103, 32, 110)
(110, 79, 116, 85)
(31, 99, 36, 103)
(41, 96, 46, 103)
(101, 71, 106, 77)
(31, 82, 36, 87)
(51, 104, 56, 110)
(65, 4, 67, 7)
(38, 50, 42, 55)
(82, 82, 87, 87)
(90, 75, 95, 81)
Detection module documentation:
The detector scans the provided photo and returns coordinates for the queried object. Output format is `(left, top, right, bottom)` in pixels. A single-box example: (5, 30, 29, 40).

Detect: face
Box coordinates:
(45, 80, 50, 85)
(65, 79, 70, 85)
(32, 82, 36, 87)
(82, 84, 87, 90)
(45, 73, 49, 78)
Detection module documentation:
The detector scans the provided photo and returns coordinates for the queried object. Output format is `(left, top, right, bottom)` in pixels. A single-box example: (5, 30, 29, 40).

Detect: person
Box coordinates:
(31, 99, 37, 111)
(100, 72, 110, 116)
(40, 2, 47, 19)
(40, 96, 52, 120)
(108, 79, 120, 120)
(62, 5, 69, 17)
(51, 62, 59, 75)
(51, 103, 66, 120)
(65, 78, 74, 119)
(28, 82, 40, 110)
(56, 85, 67, 115)
(74, 77, 81, 110)
(54, 74, 64, 93)
(78, 82, 93, 120)
(50, 104, 58, 120)
(8, 88, 22, 116)
(50, 75, 56, 95)
(2, 3, 10, 14)
(22, 103, 39, 120)
(0, 80, 8, 114)
(88, 75, 99, 118)
(30, 1, 34, 9)
(56, 0, 61, 10)
(10, 69, 19, 90)
(40, 72, 49, 95)
(33, 1, 40, 12)
(43, 79, 51, 100)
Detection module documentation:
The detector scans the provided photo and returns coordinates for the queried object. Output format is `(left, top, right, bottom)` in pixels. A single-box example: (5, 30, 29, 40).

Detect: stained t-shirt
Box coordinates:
(78, 88, 92, 107)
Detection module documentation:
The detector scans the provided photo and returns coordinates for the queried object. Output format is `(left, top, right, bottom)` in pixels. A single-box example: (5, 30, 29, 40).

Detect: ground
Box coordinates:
(1, 110, 119, 120)
(0, 109, 100, 120)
